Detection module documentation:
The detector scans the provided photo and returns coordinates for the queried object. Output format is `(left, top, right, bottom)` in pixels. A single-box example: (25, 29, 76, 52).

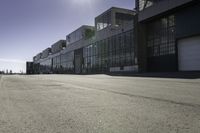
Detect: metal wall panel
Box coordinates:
(176, 2, 200, 39)
(178, 36, 200, 71)
(137, 0, 193, 21)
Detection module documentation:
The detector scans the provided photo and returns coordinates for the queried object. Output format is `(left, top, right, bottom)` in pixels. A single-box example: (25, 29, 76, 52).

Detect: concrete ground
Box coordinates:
(0, 74, 200, 133)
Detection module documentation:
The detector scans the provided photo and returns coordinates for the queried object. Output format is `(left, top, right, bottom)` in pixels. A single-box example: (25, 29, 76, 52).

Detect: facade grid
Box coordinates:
(147, 15, 175, 57)
(27, 1, 200, 74)
(83, 29, 135, 73)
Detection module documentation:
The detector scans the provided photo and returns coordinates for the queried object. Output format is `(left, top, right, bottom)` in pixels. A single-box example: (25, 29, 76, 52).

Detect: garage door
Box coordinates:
(178, 36, 200, 71)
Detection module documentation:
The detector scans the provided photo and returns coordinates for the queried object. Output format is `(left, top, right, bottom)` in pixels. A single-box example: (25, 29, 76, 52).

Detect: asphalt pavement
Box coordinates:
(0, 74, 200, 133)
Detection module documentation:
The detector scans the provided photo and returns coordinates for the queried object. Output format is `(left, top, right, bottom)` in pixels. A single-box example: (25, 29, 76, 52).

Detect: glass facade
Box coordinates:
(52, 55, 61, 73)
(40, 58, 52, 73)
(83, 30, 136, 73)
(60, 51, 74, 73)
(66, 30, 83, 45)
(115, 13, 134, 27)
(85, 29, 95, 40)
(96, 11, 112, 31)
(51, 51, 75, 73)
(32, 8, 136, 74)
(147, 15, 175, 57)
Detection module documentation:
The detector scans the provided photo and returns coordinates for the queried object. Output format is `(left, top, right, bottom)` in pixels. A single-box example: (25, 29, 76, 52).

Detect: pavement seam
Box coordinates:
(63, 82, 200, 109)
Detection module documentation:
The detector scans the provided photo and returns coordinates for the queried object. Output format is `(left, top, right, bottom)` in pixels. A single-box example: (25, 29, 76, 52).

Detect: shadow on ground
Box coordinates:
(108, 72, 200, 79)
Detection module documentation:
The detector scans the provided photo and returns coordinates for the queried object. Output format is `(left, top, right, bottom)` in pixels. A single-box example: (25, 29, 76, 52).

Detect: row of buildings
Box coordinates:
(27, 0, 200, 74)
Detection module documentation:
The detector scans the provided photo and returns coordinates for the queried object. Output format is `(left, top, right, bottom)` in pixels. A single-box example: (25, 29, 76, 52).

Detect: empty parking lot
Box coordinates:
(0, 74, 200, 133)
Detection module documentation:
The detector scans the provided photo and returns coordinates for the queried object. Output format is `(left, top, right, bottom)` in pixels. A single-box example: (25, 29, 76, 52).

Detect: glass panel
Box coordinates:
(115, 13, 134, 27)
(147, 15, 175, 57)
(82, 29, 135, 72)
(96, 11, 111, 31)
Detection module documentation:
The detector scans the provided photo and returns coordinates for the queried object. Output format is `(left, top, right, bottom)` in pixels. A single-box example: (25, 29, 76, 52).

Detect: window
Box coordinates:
(115, 13, 134, 27)
(40, 58, 52, 73)
(60, 51, 74, 72)
(147, 15, 176, 57)
(96, 12, 111, 31)
(66, 30, 84, 45)
(83, 29, 136, 72)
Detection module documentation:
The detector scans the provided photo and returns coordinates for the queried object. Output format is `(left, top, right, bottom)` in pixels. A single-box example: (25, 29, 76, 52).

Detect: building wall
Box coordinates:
(83, 29, 137, 73)
(35, 53, 42, 61)
(137, 13, 177, 72)
(147, 55, 177, 72)
(66, 26, 95, 46)
(52, 55, 61, 73)
(31, 7, 137, 74)
(26, 62, 34, 74)
(74, 49, 83, 74)
(137, 20, 147, 72)
(137, 0, 193, 22)
(51, 40, 66, 54)
(176, 2, 200, 39)
(136, 1, 200, 72)
(40, 58, 52, 74)
(95, 7, 135, 42)
(60, 51, 74, 73)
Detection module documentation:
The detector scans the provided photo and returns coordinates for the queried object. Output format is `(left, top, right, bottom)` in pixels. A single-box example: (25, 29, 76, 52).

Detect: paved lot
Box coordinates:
(0, 74, 200, 133)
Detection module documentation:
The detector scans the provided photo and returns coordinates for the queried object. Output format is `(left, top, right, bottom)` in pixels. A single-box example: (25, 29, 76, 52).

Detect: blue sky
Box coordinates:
(0, 0, 135, 73)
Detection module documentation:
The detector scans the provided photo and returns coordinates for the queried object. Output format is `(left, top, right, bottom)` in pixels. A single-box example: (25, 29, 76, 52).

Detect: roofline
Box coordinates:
(42, 47, 51, 52)
(66, 25, 95, 37)
(51, 40, 66, 47)
(111, 6, 136, 12)
(95, 6, 135, 20)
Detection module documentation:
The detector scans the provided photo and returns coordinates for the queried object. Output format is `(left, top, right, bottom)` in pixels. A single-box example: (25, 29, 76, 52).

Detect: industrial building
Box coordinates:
(136, 0, 200, 72)
(27, 7, 137, 74)
(83, 7, 137, 73)
(27, 2, 200, 74)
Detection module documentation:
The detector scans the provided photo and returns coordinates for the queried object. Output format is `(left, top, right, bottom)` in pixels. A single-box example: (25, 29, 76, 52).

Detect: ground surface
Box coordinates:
(0, 74, 200, 133)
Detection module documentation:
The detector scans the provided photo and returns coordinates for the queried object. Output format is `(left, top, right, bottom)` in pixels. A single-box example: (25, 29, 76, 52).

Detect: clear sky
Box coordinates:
(0, 0, 135, 73)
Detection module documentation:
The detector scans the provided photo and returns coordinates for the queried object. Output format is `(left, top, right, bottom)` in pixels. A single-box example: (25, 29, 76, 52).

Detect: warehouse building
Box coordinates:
(83, 7, 137, 73)
(136, 0, 200, 72)
(64, 25, 95, 74)
(27, 2, 200, 74)
(28, 7, 137, 74)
